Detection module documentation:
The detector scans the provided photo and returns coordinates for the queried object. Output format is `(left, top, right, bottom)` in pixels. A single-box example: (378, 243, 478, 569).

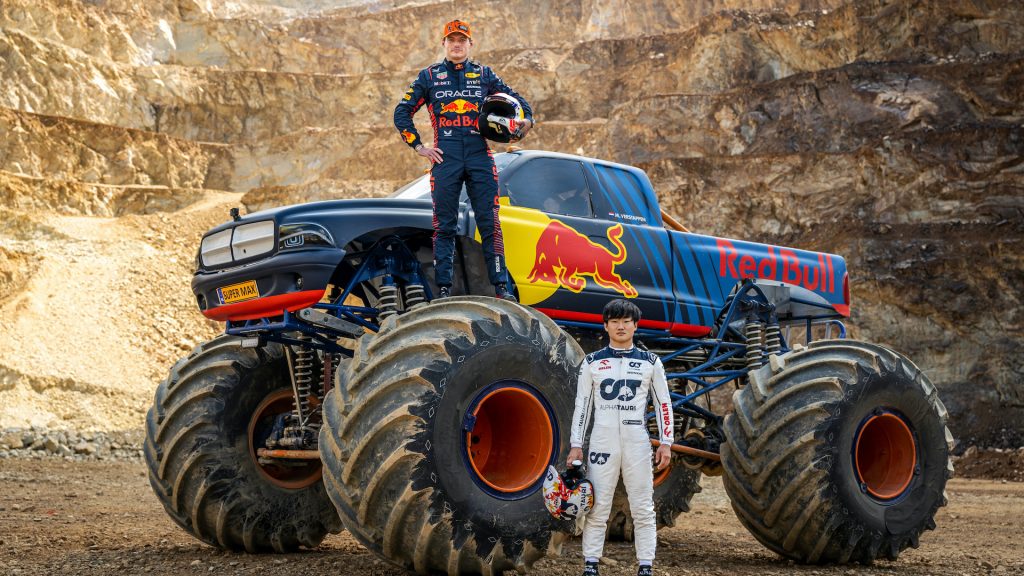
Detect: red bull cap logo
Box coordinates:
(527, 221, 637, 298)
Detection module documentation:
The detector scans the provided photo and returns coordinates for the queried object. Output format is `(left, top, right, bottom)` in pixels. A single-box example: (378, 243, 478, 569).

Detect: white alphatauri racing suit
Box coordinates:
(570, 345, 673, 563)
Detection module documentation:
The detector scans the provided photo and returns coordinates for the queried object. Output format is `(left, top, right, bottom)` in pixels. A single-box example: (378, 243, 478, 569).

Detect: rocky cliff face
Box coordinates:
(0, 0, 1020, 445)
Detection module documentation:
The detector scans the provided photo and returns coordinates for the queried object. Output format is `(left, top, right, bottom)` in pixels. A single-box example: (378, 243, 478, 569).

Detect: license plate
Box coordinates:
(217, 280, 260, 305)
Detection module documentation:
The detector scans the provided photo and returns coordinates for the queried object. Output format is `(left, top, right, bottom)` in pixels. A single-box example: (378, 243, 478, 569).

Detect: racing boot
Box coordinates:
(494, 282, 517, 302)
(581, 561, 599, 576)
(436, 286, 451, 300)
(637, 565, 653, 576)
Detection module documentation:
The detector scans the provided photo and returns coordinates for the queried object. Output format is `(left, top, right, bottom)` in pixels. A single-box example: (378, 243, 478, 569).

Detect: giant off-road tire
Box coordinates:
(721, 339, 954, 564)
(145, 335, 341, 552)
(606, 455, 702, 541)
(319, 297, 584, 575)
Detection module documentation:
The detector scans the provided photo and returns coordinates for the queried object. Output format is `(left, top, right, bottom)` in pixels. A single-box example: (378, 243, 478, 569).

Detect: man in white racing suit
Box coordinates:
(567, 299, 673, 576)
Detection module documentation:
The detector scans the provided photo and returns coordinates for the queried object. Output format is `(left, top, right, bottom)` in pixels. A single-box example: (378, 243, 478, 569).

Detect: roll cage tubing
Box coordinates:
(222, 237, 847, 432)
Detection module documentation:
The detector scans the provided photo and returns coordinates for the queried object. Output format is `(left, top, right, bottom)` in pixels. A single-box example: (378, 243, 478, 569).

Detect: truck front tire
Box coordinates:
(319, 297, 584, 574)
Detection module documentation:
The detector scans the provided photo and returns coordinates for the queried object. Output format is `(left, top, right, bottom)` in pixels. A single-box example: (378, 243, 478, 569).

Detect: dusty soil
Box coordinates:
(0, 459, 1020, 576)
(954, 447, 1024, 484)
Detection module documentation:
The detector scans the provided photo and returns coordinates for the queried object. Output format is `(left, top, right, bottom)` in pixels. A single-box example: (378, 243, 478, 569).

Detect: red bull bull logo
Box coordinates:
(439, 99, 479, 114)
(527, 221, 637, 298)
(401, 130, 416, 144)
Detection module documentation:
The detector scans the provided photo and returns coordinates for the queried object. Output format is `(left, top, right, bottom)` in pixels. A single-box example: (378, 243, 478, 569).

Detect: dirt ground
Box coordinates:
(0, 459, 1020, 576)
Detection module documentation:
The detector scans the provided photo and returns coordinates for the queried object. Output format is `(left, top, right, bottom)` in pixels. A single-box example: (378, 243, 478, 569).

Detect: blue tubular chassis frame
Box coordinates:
(224, 236, 425, 356)
(554, 280, 847, 431)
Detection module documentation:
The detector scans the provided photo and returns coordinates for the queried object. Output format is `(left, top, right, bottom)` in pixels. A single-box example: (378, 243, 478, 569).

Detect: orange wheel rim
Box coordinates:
(854, 411, 917, 500)
(248, 389, 323, 490)
(465, 386, 554, 493)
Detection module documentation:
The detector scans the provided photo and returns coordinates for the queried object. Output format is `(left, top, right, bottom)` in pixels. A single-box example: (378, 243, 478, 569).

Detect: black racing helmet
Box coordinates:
(479, 93, 526, 143)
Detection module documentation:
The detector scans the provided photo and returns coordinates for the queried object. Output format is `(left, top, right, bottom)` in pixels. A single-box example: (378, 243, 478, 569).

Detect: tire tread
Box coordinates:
(721, 339, 952, 564)
(145, 338, 340, 553)
(320, 297, 579, 574)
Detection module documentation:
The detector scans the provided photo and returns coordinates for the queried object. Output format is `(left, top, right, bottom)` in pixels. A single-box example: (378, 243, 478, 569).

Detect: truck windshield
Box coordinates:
(391, 152, 520, 199)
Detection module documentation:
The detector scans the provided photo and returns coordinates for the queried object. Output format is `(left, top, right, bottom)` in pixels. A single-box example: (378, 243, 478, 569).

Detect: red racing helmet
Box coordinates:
(480, 93, 527, 143)
(542, 462, 594, 521)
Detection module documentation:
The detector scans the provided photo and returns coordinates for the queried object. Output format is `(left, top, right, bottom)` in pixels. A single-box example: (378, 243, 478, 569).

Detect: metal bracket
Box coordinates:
(297, 307, 363, 339)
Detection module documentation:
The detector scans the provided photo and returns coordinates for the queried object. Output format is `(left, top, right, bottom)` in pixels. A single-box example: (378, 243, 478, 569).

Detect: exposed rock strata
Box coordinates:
(0, 0, 1020, 446)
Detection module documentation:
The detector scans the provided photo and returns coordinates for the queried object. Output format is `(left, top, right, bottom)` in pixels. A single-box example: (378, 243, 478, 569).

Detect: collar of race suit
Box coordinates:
(444, 58, 474, 71)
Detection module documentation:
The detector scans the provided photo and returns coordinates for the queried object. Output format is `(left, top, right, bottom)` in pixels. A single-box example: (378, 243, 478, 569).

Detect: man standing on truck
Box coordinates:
(393, 19, 533, 301)
(567, 299, 674, 576)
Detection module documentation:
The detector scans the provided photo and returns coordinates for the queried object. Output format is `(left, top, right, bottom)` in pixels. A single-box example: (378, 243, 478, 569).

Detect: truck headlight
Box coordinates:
(231, 220, 276, 261)
(200, 228, 233, 267)
(278, 223, 335, 251)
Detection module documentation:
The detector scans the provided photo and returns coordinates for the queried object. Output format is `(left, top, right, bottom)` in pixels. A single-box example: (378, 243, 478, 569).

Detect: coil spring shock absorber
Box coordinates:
(403, 283, 428, 310)
(273, 332, 322, 449)
(744, 319, 765, 370)
(291, 332, 315, 424)
(377, 277, 400, 321)
(764, 322, 781, 357)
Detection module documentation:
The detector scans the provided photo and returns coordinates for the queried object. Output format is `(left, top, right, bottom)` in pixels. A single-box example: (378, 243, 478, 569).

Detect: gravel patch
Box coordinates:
(0, 427, 144, 462)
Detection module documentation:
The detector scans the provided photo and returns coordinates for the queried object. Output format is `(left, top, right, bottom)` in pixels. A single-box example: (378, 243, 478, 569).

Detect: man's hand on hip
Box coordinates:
(566, 447, 584, 467)
(415, 144, 444, 163)
(654, 443, 672, 471)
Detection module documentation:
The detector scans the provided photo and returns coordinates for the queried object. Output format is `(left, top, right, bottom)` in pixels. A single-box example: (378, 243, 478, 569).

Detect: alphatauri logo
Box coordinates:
(600, 378, 641, 401)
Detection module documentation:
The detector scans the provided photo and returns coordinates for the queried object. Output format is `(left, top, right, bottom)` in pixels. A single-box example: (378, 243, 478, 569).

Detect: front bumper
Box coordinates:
(192, 248, 345, 322)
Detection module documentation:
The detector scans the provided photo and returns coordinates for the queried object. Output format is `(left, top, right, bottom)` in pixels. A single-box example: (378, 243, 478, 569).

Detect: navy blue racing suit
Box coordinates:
(393, 59, 533, 288)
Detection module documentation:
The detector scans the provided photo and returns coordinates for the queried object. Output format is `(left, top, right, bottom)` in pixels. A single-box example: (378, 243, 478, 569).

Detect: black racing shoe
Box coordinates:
(637, 565, 653, 576)
(435, 286, 451, 300)
(494, 282, 517, 302)
(582, 561, 599, 576)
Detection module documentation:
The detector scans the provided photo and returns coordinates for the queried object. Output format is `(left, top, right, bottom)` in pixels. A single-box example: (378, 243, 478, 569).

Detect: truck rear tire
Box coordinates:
(144, 335, 341, 552)
(721, 339, 953, 564)
(606, 456, 702, 540)
(319, 296, 584, 574)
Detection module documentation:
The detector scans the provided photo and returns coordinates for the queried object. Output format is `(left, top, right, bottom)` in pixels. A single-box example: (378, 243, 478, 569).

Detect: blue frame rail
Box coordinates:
(224, 235, 433, 356)
(552, 280, 847, 443)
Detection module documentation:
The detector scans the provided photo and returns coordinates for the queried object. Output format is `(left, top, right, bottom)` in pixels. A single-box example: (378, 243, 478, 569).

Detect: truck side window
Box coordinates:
(589, 164, 657, 226)
(503, 158, 593, 218)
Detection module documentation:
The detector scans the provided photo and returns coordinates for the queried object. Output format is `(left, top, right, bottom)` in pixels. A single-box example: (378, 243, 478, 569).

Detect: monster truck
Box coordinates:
(145, 150, 952, 573)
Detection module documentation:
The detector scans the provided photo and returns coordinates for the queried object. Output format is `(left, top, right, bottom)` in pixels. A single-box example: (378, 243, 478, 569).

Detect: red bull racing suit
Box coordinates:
(570, 345, 674, 564)
(393, 59, 533, 287)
